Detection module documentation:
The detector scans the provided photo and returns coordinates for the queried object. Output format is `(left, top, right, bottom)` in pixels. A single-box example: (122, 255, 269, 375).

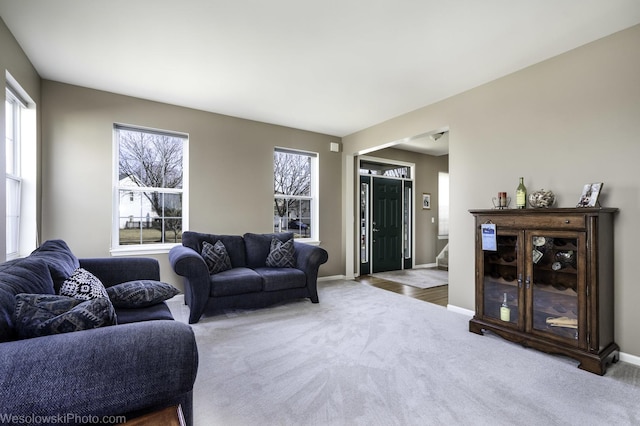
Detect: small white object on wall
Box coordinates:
(329, 142, 341, 152)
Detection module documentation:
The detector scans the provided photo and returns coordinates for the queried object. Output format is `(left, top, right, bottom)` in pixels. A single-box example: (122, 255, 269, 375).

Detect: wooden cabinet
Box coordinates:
(468, 208, 618, 375)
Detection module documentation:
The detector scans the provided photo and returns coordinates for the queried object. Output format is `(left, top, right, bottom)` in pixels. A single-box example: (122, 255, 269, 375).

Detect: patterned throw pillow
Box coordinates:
(13, 293, 116, 339)
(107, 280, 180, 308)
(265, 237, 295, 268)
(201, 240, 232, 274)
(59, 268, 108, 300)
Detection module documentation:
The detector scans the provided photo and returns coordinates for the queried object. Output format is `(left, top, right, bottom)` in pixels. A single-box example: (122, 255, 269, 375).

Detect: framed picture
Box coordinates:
(576, 182, 603, 207)
(422, 193, 431, 210)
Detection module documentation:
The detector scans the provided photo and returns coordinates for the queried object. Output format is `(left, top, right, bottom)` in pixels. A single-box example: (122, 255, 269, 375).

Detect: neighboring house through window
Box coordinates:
(113, 124, 188, 253)
(273, 148, 318, 241)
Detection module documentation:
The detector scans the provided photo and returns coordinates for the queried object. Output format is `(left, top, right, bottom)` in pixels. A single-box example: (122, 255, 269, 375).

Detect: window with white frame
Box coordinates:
(273, 148, 318, 241)
(5, 88, 24, 258)
(113, 125, 188, 251)
(438, 171, 449, 238)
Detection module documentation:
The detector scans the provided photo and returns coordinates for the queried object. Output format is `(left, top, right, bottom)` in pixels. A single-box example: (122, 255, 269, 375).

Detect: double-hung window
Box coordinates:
(438, 171, 449, 238)
(273, 148, 318, 242)
(113, 125, 188, 253)
(5, 88, 24, 258)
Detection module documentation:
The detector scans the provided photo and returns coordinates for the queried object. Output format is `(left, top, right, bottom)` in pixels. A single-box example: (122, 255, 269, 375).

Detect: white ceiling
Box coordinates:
(2, 1, 640, 141)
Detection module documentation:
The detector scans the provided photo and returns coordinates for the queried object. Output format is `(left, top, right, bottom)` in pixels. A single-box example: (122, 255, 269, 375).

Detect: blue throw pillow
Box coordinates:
(201, 240, 232, 274)
(244, 232, 293, 268)
(0, 259, 56, 342)
(106, 280, 180, 308)
(29, 239, 80, 292)
(265, 237, 296, 268)
(59, 268, 108, 300)
(13, 294, 116, 339)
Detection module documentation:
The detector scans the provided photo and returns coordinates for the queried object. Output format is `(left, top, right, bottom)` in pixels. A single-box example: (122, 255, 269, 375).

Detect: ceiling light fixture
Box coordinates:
(430, 132, 446, 142)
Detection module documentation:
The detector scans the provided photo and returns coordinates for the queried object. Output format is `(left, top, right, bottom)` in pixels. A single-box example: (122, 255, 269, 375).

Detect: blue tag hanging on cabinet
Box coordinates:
(481, 223, 497, 251)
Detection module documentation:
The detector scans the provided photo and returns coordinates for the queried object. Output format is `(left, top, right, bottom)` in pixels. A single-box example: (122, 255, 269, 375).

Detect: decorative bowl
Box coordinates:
(528, 189, 556, 208)
(555, 250, 576, 268)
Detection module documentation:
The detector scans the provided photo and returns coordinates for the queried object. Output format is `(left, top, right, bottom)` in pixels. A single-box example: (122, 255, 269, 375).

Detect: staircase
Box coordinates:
(436, 243, 449, 271)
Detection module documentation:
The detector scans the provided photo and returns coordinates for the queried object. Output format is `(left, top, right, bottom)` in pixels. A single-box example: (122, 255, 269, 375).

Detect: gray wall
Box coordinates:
(344, 24, 640, 358)
(40, 81, 344, 285)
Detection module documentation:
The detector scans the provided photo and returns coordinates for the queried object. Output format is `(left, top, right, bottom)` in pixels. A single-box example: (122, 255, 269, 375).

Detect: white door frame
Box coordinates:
(351, 155, 415, 277)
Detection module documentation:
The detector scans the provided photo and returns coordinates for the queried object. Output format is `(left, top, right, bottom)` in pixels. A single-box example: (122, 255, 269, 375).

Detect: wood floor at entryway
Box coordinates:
(354, 275, 448, 307)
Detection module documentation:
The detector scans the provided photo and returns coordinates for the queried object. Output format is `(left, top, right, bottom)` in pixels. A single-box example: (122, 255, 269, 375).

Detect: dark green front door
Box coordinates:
(372, 178, 403, 272)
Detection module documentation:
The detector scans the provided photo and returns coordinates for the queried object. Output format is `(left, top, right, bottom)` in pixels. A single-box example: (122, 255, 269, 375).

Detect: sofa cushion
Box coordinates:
(0, 258, 57, 295)
(29, 239, 80, 292)
(210, 267, 263, 297)
(107, 280, 180, 308)
(0, 258, 56, 342)
(13, 294, 116, 339)
(114, 303, 174, 324)
(255, 267, 307, 291)
(183, 231, 247, 268)
(202, 240, 232, 274)
(265, 237, 296, 268)
(244, 232, 294, 268)
(59, 268, 109, 300)
(0, 289, 16, 342)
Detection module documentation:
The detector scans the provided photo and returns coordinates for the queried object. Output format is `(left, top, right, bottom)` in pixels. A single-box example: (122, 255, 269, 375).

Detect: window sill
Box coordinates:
(110, 243, 180, 256)
(111, 239, 319, 256)
(296, 239, 320, 246)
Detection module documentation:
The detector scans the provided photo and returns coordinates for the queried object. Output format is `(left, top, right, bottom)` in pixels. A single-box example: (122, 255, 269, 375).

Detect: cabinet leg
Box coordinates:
(468, 319, 485, 335)
(578, 346, 619, 375)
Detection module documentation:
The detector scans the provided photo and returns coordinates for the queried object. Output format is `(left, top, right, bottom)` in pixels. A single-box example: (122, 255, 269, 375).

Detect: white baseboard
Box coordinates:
(447, 304, 474, 316)
(318, 275, 348, 282)
(415, 263, 437, 269)
(619, 351, 640, 367)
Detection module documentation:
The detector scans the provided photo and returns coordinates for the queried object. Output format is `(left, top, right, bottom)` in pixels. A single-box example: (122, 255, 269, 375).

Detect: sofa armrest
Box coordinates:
(294, 242, 328, 303)
(294, 242, 329, 273)
(169, 245, 211, 324)
(168, 246, 208, 279)
(79, 257, 161, 287)
(0, 321, 198, 425)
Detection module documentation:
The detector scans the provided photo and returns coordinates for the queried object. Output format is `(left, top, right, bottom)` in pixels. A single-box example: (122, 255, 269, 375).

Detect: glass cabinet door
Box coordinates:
(528, 233, 584, 345)
(481, 233, 520, 326)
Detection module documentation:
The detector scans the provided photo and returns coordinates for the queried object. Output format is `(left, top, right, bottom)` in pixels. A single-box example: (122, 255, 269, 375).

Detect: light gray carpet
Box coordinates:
(371, 267, 448, 289)
(167, 280, 640, 426)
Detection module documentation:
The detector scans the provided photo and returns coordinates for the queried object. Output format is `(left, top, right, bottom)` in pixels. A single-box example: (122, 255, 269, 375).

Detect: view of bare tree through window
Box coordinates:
(274, 149, 313, 238)
(116, 127, 185, 245)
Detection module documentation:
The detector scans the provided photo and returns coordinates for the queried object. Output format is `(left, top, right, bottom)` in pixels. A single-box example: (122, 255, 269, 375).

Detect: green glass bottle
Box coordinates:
(516, 177, 527, 209)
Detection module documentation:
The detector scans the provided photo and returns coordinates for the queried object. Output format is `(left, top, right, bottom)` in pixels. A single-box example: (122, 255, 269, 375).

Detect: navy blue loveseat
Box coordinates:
(0, 240, 198, 425)
(169, 232, 328, 323)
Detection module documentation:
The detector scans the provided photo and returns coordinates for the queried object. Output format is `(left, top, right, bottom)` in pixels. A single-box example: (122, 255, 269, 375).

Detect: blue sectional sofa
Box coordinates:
(0, 240, 199, 425)
(169, 232, 329, 323)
